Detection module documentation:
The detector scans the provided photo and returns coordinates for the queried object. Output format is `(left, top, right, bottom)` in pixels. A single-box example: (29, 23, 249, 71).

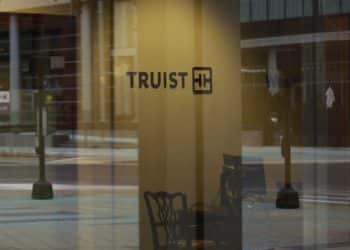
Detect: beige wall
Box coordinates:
(136, 0, 241, 248)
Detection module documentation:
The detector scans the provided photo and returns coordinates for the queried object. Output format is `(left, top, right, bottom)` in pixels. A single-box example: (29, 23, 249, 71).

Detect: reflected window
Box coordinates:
(304, 0, 313, 16)
(286, 0, 303, 18)
(269, 0, 284, 20)
(241, 0, 251, 23)
(251, 0, 267, 21)
(342, 0, 350, 13)
(320, 0, 341, 15)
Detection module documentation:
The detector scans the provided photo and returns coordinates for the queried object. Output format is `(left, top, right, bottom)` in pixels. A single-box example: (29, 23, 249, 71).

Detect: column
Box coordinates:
(80, 1, 92, 122)
(9, 14, 20, 124)
(97, 0, 106, 122)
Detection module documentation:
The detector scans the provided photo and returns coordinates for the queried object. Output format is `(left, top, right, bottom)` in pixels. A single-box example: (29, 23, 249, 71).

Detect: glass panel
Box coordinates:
(1, 0, 350, 250)
(0, 1, 241, 250)
(251, 0, 267, 21)
(269, 0, 285, 20)
(242, 0, 350, 249)
(0, 1, 140, 249)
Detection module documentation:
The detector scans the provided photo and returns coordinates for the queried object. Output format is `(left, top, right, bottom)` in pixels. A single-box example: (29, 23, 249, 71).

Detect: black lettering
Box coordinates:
(150, 72, 161, 88)
(139, 72, 149, 88)
(129, 71, 190, 90)
(163, 72, 167, 88)
(127, 72, 137, 88)
(169, 72, 177, 89)
(178, 72, 188, 88)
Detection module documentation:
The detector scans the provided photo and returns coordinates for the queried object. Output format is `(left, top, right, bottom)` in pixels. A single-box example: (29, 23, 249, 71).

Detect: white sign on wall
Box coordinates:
(0, 91, 10, 103)
(325, 86, 335, 109)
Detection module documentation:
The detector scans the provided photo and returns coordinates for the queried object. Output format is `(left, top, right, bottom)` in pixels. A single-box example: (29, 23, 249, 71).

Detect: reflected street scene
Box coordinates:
(0, 0, 348, 250)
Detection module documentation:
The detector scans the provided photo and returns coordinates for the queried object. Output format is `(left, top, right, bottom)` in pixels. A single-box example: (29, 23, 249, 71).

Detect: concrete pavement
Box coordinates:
(0, 144, 348, 249)
(3, 145, 350, 164)
(0, 146, 349, 204)
(0, 184, 348, 250)
(0, 185, 139, 250)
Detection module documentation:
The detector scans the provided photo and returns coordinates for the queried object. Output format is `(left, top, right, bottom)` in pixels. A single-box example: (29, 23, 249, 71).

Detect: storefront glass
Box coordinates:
(0, 1, 348, 250)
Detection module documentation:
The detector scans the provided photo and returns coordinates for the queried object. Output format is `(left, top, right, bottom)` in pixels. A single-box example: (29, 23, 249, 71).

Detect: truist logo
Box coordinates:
(192, 67, 212, 94)
(126, 67, 213, 95)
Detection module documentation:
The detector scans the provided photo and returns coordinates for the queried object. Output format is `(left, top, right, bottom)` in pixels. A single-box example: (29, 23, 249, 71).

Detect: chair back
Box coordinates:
(221, 154, 242, 216)
(144, 191, 189, 250)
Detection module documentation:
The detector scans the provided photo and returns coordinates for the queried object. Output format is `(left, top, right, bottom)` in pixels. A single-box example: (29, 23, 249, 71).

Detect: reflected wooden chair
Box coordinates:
(144, 191, 217, 250)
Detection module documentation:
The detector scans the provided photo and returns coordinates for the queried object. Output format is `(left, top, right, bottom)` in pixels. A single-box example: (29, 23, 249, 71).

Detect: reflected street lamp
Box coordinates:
(276, 86, 300, 209)
(32, 58, 53, 200)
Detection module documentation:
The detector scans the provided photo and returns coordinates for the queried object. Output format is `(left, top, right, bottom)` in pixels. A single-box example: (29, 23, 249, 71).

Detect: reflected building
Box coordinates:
(241, 0, 350, 147)
(241, 1, 350, 248)
(0, 1, 138, 145)
(0, 14, 78, 147)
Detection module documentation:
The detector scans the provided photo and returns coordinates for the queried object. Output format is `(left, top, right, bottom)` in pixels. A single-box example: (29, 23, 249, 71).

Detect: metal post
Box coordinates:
(32, 59, 53, 200)
(284, 90, 292, 186)
(38, 86, 46, 181)
(276, 75, 300, 209)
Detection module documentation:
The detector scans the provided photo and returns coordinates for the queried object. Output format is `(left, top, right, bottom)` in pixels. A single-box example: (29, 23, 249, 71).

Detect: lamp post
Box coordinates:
(276, 86, 300, 208)
(32, 58, 53, 200)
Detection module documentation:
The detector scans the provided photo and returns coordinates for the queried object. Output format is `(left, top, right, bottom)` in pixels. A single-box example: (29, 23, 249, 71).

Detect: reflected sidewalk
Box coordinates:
(0, 146, 138, 159)
(0, 185, 347, 250)
(0, 185, 139, 250)
(243, 146, 350, 164)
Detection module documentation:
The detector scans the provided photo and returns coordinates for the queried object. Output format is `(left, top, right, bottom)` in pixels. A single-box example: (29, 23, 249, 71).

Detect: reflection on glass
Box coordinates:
(251, 0, 267, 21)
(0, 0, 348, 250)
(320, 0, 341, 15)
(242, 0, 350, 249)
(269, 0, 284, 20)
(286, 0, 303, 18)
(0, 1, 140, 249)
